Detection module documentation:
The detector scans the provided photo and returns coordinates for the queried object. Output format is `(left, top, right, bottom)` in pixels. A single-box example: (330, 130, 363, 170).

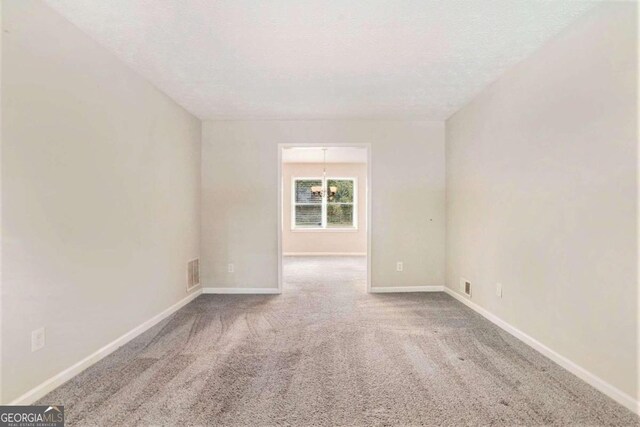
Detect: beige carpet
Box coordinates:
(39, 257, 638, 426)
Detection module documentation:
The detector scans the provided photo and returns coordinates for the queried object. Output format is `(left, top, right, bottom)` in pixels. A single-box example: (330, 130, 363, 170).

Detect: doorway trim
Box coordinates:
(277, 143, 372, 293)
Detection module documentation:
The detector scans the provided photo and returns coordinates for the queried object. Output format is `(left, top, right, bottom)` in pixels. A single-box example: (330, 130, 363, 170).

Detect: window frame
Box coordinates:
(291, 176, 358, 232)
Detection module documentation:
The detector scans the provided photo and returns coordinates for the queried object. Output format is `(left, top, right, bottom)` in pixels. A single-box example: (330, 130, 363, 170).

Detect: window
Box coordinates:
(292, 177, 357, 230)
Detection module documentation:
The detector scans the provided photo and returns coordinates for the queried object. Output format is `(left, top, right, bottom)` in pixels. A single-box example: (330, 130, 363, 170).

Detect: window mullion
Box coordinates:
(321, 176, 327, 228)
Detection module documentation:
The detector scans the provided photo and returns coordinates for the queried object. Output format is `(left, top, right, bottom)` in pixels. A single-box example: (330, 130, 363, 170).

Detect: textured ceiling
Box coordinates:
(43, 0, 598, 120)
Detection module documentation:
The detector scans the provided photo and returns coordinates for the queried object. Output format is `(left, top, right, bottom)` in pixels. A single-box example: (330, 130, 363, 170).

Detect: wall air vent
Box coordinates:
(461, 277, 471, 297)
(188, 258, 200, 289)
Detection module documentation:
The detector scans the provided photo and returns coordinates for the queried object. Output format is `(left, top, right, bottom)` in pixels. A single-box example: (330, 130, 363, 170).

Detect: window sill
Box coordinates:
(291, 227, 359, 233)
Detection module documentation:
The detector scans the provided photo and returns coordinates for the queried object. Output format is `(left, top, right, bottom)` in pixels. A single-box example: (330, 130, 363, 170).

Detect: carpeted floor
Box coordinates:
(39, 257, 638, 426)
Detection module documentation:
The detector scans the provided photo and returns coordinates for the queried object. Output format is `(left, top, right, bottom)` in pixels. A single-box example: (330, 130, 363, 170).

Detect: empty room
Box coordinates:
(1, 1, 638, 426)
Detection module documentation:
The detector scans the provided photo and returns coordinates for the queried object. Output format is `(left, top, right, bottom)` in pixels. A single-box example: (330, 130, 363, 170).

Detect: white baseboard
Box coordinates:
(8, 289, 202, 405)
(283, 252, 367, 257)
(371, 286, 444, 293)
(202, 287, 281, 294)
(443, 287, 639, 415)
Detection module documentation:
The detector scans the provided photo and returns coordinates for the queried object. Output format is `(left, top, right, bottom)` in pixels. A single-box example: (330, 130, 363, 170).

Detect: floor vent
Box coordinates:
(188, 258, 200, 289)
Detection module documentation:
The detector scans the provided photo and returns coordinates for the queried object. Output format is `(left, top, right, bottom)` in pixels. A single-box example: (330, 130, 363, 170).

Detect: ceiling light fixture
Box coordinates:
(311, 148, 337, 200)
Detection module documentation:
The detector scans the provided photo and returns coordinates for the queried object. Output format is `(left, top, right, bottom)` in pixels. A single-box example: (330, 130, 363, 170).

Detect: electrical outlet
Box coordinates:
(396, 262, 403, 272)
(32, 328, 45, 352)
(496, 282, 503, 298)
(228, 263, 235, 273)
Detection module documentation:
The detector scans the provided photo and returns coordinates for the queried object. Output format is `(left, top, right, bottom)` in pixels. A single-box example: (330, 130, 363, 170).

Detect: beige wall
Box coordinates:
(282, 163, 367, 255)
(446, 2, 637, 401)
(201, 120, 445, 289)
(1, 1, 201, 403)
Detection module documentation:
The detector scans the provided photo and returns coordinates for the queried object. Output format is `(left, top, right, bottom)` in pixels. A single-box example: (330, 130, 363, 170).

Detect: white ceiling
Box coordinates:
(282, 147, 367, 164)
(44, 0, 598, 121)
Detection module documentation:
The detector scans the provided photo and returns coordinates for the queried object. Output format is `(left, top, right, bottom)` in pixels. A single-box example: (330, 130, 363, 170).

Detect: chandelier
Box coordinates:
(310, 148, 337, 200)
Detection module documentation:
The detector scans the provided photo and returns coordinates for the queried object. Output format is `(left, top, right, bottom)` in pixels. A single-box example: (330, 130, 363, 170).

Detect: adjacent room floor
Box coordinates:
(40, 257, 638, 426)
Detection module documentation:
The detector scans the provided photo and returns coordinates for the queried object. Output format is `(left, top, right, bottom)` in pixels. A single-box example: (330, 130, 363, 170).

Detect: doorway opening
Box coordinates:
(277, 144, 371, 293)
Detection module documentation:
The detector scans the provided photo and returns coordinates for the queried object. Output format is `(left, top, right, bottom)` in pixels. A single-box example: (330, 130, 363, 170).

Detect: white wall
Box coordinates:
(446, 2, 638, 403)
(1, 1, 201, 403)
(0, 0, 4, 406)
(202, 120, 445, 290)
(282, 162, 367, 255)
